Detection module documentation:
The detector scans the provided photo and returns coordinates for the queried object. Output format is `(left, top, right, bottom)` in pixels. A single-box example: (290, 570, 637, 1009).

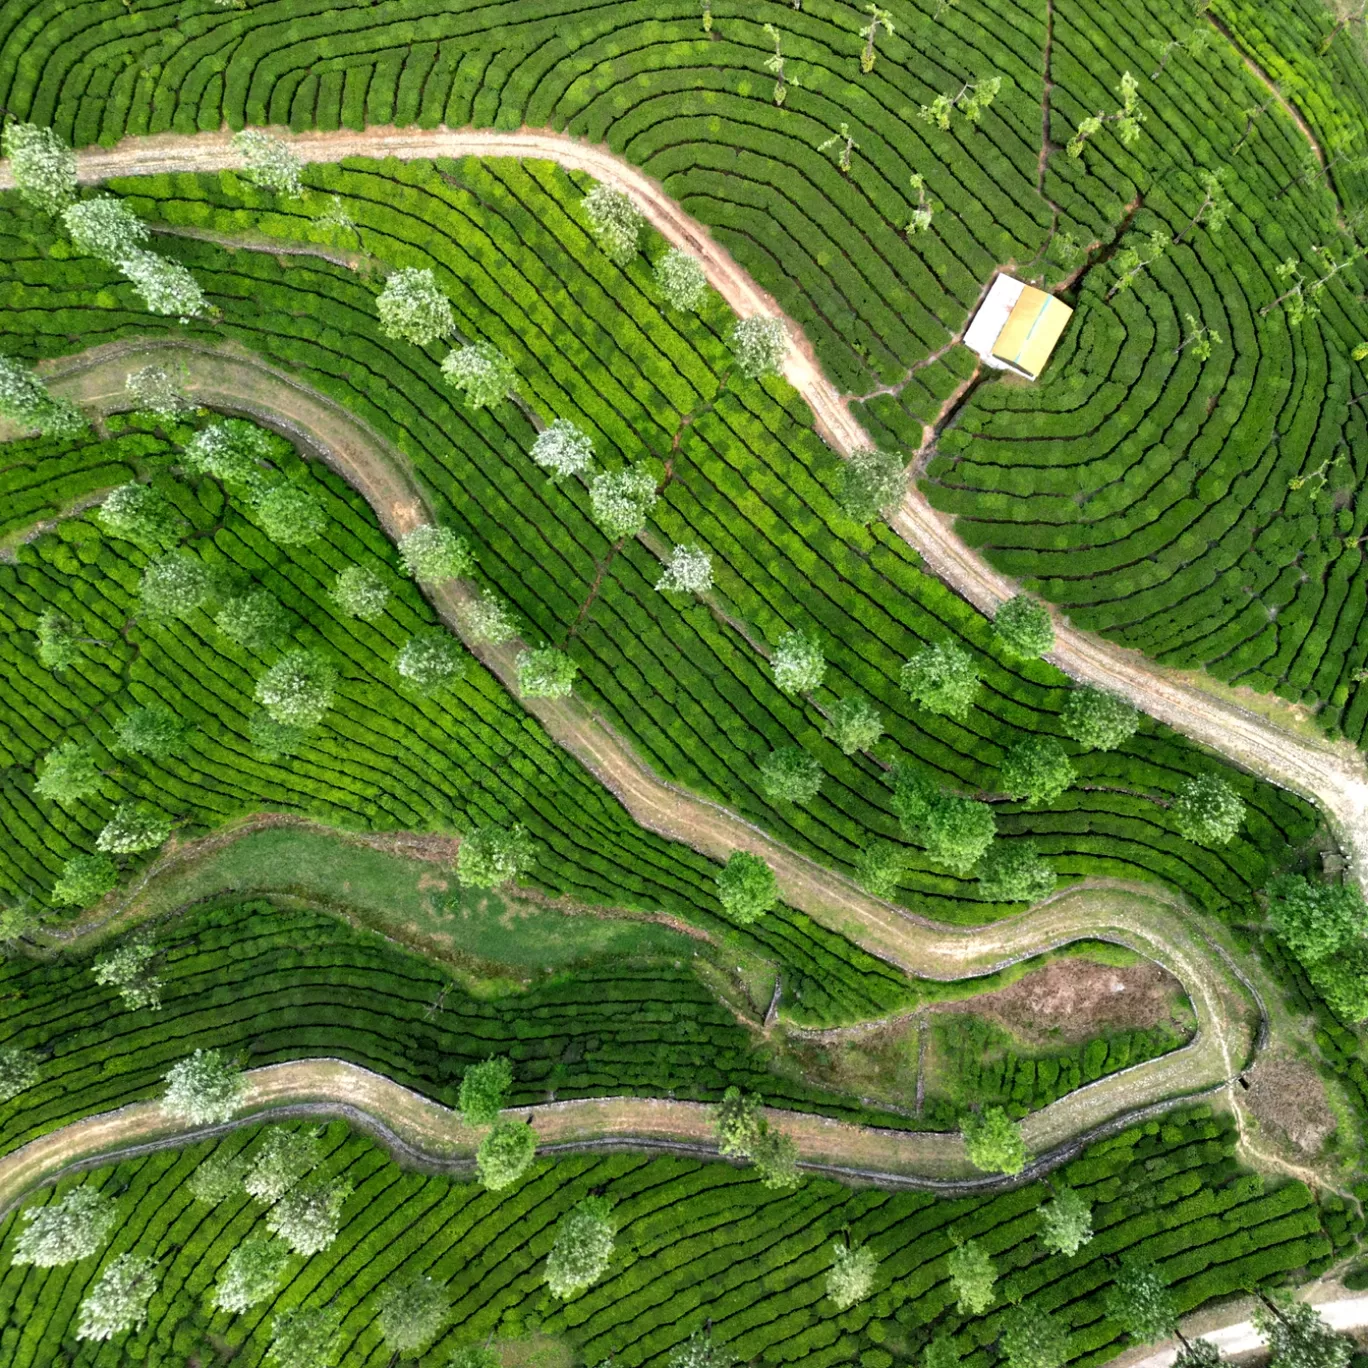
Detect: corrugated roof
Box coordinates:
(991, 285, 1073, 379)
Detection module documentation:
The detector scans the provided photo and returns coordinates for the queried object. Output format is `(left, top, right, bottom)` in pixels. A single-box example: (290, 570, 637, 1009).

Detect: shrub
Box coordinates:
(582, 184, 642, 264)
(476, 1120, 537, 1190)
(824, 694, 884, 753)
(900, 641, 980, 720)
(730, 315, 787, 378)
(655, 248, 708, 310)
(759, 746, 823, 803)
(962, 1106, 1027, 1174)
(398, 524, 475, 582)
(1061, 687, 1138, 750)
(715, 851, 779, 923)
(841, 448, 907, 524)
(441, 341, 518, 408)
(516, 645, 578, 698)
(1172, 774, 1245, 847)
(976, 840, 1056, 902)
(545, 1195, 615, 1299)
(459, 1056, 513, 1125)
(771, 629, 825, 693)
(331, 565, 390, 620)
(993, 595, 1054, 658)
(456, 824, 537, 888)
(376, 268, 453, 346)
(999, 737, 1075, 806)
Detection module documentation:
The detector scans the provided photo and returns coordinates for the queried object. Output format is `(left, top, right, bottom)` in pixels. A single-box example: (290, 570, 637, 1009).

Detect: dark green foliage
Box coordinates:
(1172, 775, 1246, 847)
(1265, 875, 1368, 962)
(856, 840, 907, 898)
(923, 795, 997, 876)
(976, 840, 1057, 903)
(715, 852, 779, 924)
(900, 641, 981, 720)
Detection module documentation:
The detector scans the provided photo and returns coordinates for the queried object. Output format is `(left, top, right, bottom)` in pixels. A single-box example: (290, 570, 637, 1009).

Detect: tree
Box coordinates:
(1263, 245, 1366, 326)
(1253, 1301, 1351, 1368)
(582, 184, 643, 265)
(2, 122, 77, 215)
(76, 1252, 159, 1341)
(183, 420, 273, 493)
(1108, 231, 1170, 299)
(442, 341, 518, 409)
(33, 740, 102, 805)
(376, 267, 454, 346)
(1038, 1186, 1092, 1256)
(96, 802, 172, 855)
(841, 448, 907, 524)
(0, 355, 86, 437)
(162, 1048, 244, 1125)
(253, 483, 326, 544)
(1175, 314, 1222, 362)
(1001, 1304, 1070, 1368)
(827, 1241, 878, 1309)
(12, 1186, 117, 1266)
(0, 900, 36, 949)
(187, 1151, 251, 1204)
(759, 746, 823, 803)
(961, 1106, 1027, 1174)
(216, 589, 292, 652)
(119, 248, 210, 319)
(976, 840, 1056, 903)
(212, 1235, 292, 1313)
(1265, 874, 1368, 962)
(923, 794, 995, 875)
(92, 942, 162, 1011)
(476, 1118, 537, 1190)
(1106, 1261, 1177, 1343)
(750, 1124, 802, 1189)
(531, 418, 594, 481)
(947, 1238, 997, 1314)
(255, 650, 338, 729)
(1172, 774, 1245, 847)
(715, 1086, 765, 1157)
(924, 1334, 961, 1368)
(398, 524, 476, 583)
(379, 1275, 451, 1358)
(1174, 169, 1232, 244)
(460, 589, 519, 645)
(716, 850, 779, 923)
(771, 628, 826, 693)
(448, 1348, 502, 1368)
(232, 129, 305, 196)
(267, 1177, 352, 1255)
(98, 482, 179, 545)
(900, 641, 980, 720)
(267, 1305, 343, 1368)
(906, 173, 934, 234)
(590, 465, 658, 538)
(999, 737, 1075, 807)
(459, 1055, 513, 1125)
(1067, 72, 1145, 159)
(396, 630, 467, 692)
(1308, 941, 1368, 1021)
(545, 1195, 615, 1298)
(669, 1329, 739, 1368)
(331, 564, 390, 620)
(763, 22, 789, 105)
(116, 703, 189, 758)
(730, 315, 788, 378)
(920, 76, 1003, 130)
(657, 543, 713, 594)
(819, 122, 860, 173)
(126, 364, 189, 421)
(0, 1046, 41, 1103)
(139, 552, 213, 618)
(51, 853, 119, 907)
(1174, 1341, 1224, 1368)
(35, 610, 93, 670)
(516, 645, 579, 699)
(994, 595, 1054, 658)
(63, 195, 148, 263)
(655, 249, 708, 310)
(1061, 687, 1138, 751)
(856, 839, 906, 898)
(860, 4, 895, 71)
(824, 694, 883, 754)
(457, 823, 537, 888)
(245, 1126, 322, 1203)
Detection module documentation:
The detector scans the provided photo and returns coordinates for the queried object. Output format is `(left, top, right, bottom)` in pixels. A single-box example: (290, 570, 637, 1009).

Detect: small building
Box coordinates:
(963, 273, 1073, 381)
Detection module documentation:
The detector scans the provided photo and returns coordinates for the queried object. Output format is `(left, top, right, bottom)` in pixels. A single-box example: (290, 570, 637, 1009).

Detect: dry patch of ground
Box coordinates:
(1242, 1051, 1337, 1157)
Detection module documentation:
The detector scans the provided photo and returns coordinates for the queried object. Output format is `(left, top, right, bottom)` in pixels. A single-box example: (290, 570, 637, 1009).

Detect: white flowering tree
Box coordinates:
(545, 1196, 615, 1299)
(63, 195, 149, 263)
(331, 565, 390, 620)
(98, 482, 179, 545)
(590, 465, 658, 538)
(0, 354, 87, 437)
(656, 544, 713, 594)
(771, 629, 826, 693)
(516, 645, 578, 699)
(12, 1186, 117, 1267)
(827, 1242, 878, 1309)
(459, 589, 518, 644)
(531, 418, 594, 480)
(398, 524, 476, 583)
(212, 1236, 292, 1313)
(255, 649, 338, 728)
(77, 1253, 160, 1341)
(139, 552, 213, 618)
(244, 1126, 322, 1203)
(582, 184, 643, 264)
(266, 1178, 352, 1255)
(96, 803, 172, 855)
(441, 341, 518, 408)
(730, 315, 787, 378)
(232, 130, 305, 197)
(119, 248, 210, 319)
(375, 267, 454, 346)
(182, 419, 273, 493)
(655, 249, 708, 311)
(2, 122, 77, 215)
(187, 1151, 250, 1204)
(162, 1048, 245, 1125)
(92, 942, 162, 1011)
(125, 364, 189, 420)
(396, 630, 467, 691)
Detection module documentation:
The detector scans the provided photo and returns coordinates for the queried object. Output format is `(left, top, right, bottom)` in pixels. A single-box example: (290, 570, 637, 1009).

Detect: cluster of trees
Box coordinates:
(1265, 874, 1368, 1020)
(714, 1086, 801, 1188)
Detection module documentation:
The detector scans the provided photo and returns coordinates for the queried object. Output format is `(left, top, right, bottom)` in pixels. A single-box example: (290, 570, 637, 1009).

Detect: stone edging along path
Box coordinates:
(5, 123, 1367, 887)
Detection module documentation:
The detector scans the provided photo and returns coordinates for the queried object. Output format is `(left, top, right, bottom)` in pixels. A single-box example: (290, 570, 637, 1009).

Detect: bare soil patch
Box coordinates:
(1242, 1051, 1337, 1157)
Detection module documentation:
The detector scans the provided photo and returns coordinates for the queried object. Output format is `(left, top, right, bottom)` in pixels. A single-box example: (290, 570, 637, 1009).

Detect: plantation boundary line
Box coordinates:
(4, 125, 1366, 891)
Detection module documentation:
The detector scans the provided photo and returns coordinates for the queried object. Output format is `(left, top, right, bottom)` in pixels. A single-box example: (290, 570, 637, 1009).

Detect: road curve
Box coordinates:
(3, 123, 1365, 888)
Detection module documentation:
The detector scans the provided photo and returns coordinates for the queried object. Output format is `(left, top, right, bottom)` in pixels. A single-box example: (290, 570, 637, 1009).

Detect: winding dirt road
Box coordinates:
(5, 123, 1366, 887)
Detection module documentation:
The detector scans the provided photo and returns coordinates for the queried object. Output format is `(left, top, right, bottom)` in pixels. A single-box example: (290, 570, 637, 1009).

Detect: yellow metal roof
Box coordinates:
(990, 285, 1073, 379)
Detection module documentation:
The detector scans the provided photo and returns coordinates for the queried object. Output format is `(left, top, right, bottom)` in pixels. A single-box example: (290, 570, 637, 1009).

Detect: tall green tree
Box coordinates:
(267, 1305, 343, 1368)
(716, 850, 779, 923)
(993, 595, 1054, 658)
(1264, 875, 1367, 962)
(1038, 1186, 1093, 1256)
(1252, 1299, 1351, 1368)
(900, 641, 980, 720)
(1060, 687, 1138, 751)
(476, 1119, 537, 1190)
(459, 1056, 513, 1125)
(1106, 1261, 1178, 1343)
(961, 1107, 1027, 1174)
(947, 1238, 997, 1314)
(1000, 1304, 1070, 1368)
(377, 1275, 451, 1359)
(1171, 774, 1245, 847)
(212, 1236, 292, 1313)
(456, 824, 536, 889)
(545, 1196, 615, 1299)
(33, 741, 102, 805)
(999, 737, 1075, 806)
